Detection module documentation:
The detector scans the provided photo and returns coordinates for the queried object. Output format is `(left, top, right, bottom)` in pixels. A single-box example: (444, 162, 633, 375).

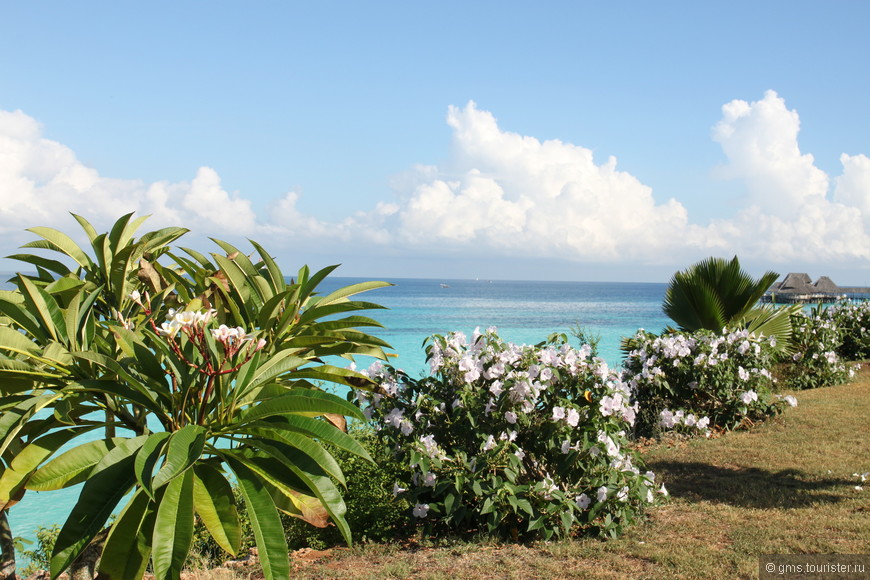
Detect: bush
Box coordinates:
(19, 525, 60, 576)
(777, 310, 854, 390)
(824, 299, 870, 361)
(622, 328, 790, 437)
(356, 328, 662, 541)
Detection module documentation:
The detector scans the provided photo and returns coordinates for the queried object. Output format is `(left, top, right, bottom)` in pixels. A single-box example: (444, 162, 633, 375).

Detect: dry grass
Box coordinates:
(196, 369, 870, 580)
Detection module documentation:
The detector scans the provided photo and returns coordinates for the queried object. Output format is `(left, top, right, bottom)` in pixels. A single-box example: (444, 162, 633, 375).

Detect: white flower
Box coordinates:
(504, 411, 517, 424)
(412, 503, 429, 518)
(482, 435, 496, 452)
(575, 493, 591, 509)
(737, 366, 749, 381)
(696, 416, 710, 429)
(783, 395, 798, 408)
(596, 486, 608, 503)
(560, 440, 573, 454)
(385, 408, 404, 429)
(392, 483, 406, 497)
(599, 395, 616, 417)
(659, 409, 676, 429)
(616, 486, 629, 502)
(552, 406, 566, 421)
(739, 390, 758, 405)
(659, 484, 668, 496)
(565, 408, 580, 427)
(514, 448, 526, 460)
(422, 472, 437, 487)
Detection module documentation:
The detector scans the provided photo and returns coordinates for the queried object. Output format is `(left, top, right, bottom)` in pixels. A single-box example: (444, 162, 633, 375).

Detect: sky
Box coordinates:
(1, 1, 870, 284)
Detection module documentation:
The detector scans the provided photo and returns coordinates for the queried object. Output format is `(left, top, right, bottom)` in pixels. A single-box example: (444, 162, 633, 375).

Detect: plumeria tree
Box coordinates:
(357, 328, 662, 541)
(0, 214, 390, 580)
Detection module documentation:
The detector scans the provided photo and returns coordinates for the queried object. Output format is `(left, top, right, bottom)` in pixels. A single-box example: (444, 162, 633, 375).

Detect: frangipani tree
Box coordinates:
(0, 213, 391, 580)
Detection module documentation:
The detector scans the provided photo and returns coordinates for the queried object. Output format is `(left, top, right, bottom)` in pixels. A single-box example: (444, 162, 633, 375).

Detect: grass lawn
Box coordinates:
(258, 367, 870, 580)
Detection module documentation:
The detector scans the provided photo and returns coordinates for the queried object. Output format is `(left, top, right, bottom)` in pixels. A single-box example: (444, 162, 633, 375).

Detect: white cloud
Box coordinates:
(712, 90, 829, 215)
(394, 102, 692, 261)
(0, 110, 259, 241)
(834, 153, 870, 219)
(3, 94, 870, 276)
(708, 91, 870, 262)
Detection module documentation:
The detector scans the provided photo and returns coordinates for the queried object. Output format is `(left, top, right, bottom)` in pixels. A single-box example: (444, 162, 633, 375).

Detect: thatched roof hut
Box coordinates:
(812, 276, 840, 293)
(765, 273, 849, 303)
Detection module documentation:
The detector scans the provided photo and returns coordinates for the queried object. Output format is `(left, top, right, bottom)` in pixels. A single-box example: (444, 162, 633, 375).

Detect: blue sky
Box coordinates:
(2, 1, 870, 283)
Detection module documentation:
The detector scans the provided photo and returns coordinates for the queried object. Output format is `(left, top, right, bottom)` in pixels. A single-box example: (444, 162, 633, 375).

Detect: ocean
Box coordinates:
(9, 277, 671, 557)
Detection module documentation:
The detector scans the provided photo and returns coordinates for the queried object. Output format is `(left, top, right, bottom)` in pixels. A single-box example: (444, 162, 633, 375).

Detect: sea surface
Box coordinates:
(9, 277, 671, 557)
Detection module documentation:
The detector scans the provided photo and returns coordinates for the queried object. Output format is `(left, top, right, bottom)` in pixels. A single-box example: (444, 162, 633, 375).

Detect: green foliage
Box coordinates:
(622, 327, 790, 437)
(661, 256, 795, 352)
(0, 213, 392, 580)
(358, 329, 661, 542)
(569, 324, 600, 358)
(19, 525, 59, 577)
(187, 428, 410, 568)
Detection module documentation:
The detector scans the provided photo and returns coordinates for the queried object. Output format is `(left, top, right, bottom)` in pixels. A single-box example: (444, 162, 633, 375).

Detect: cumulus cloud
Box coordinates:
(712, 90, 829, 214)
(708, 91, 870, 262)
(2, 94, 870, 274)
(0, 110, 259, 240)
(393, 102, 694, 261)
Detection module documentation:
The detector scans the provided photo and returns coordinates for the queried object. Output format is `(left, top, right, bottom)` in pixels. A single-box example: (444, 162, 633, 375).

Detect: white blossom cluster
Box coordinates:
(623, 327, 782, 434)
(354, 327, 660, 531)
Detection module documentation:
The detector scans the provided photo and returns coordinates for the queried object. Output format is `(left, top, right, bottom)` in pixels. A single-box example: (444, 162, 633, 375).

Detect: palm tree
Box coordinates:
(662, 256, 797, 350)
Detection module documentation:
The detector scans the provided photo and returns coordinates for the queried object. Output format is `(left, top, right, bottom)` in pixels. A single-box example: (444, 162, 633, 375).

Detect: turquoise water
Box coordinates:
(9, 277, 671, 556)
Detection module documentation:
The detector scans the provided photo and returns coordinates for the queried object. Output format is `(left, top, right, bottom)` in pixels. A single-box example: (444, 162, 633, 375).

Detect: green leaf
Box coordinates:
(238, 389, 365, 424)
(240, 426, 346, 485)
(134, 432, 171, 499)
(98, 488, 156, 580)
(243, 441, 352, 545)
(317, 280, 392, 306)
(151, 425, 206, 490)
(0, 427, 91, 509)
(19, 276, 67, 342)
(0, 393, 63, 457)
(527, 516, 546, 532)
(50, 441, 141, 577)
(444, 493, 456, 515)
(225, 457, 290, 580)
(152, 469, 195, 580)
(27, 438, 123, 491)
(515, 498, 534, 516)
(0, 326, 40, 357)
(192, 463, 241, 557)
(23, 226, 92, 270)
(256, 414, 373, 461)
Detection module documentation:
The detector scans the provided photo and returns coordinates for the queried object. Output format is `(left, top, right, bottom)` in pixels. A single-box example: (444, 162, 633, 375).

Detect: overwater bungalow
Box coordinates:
(763, 273, 870, 303)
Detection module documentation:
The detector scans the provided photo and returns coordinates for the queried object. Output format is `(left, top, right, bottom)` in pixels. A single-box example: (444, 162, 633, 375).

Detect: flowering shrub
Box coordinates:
(778, 310, 854, 390)
(355, 328, 662, 540)
(622, 328, 787, 436)
(824, 299, 870, 361)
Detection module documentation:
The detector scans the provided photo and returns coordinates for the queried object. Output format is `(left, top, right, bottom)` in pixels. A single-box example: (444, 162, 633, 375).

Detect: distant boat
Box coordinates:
(440, 283, 450, 288)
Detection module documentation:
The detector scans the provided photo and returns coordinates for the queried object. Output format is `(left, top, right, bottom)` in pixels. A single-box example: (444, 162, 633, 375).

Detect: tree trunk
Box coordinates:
(69, 528, 108, 580)
(0, 510, 17, 580)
